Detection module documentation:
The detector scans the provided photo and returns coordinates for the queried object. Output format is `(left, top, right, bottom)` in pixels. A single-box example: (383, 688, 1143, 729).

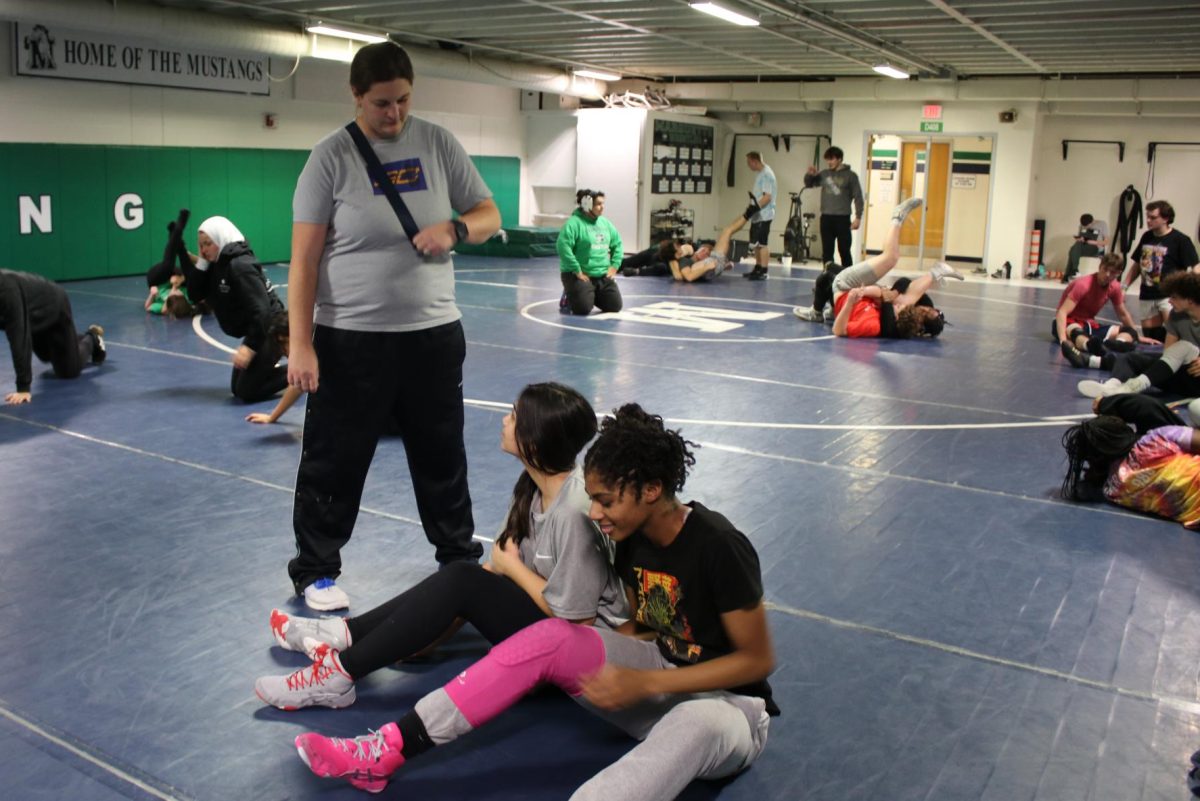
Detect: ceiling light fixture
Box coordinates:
(872, 63, 911, 80)
(306, 24, 388, 44)
(575, 69, 622, 81)
(689, 3, 760, 27)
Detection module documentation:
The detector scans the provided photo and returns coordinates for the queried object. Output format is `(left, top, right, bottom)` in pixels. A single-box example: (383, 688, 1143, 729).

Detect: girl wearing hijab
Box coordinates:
(188, 216, 287, 403)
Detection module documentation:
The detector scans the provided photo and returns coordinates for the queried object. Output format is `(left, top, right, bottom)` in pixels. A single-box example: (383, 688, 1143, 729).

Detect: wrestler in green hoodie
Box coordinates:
(555, 190, 624, 315)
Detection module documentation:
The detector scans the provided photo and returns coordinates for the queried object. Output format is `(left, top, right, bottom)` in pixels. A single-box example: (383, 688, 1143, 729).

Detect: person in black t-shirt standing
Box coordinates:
(286, 403, 777, 800)
(1122, 200, 1199, 342)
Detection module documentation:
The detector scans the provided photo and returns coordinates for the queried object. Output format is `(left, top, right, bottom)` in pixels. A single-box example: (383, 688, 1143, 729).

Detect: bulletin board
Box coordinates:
(651, 119, 714, 195)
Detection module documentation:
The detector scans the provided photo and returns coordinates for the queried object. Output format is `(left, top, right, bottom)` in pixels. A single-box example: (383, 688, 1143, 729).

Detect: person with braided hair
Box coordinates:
(1061, 404, 1200, 528)
(286, 403, 777, 800)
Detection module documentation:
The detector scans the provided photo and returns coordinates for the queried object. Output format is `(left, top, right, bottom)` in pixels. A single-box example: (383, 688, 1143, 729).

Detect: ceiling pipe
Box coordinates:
(740, 0, 944, 76)
(924, 0, 1046, 74)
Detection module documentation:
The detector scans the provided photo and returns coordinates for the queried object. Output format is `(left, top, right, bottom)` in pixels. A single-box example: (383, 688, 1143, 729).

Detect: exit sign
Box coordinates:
(920, 121, 943, 132)
(922, 104, 942, 119)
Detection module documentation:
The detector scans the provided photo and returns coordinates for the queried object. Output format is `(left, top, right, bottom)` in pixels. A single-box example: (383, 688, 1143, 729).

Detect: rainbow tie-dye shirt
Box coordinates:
(1104, 426, 1200, 529)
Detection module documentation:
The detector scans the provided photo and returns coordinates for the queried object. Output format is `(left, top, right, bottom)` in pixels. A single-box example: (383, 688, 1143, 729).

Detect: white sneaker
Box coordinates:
(822, 303, 835, 324)
(255, 644, 356, 710)
(303, 578, 349, 611)
(930, 262, 965, 285)
(270, 608, 351, 658)
(793, 305, 823, 322)
(1077, 376, 1135, 399)
(892, 197, 923, 223)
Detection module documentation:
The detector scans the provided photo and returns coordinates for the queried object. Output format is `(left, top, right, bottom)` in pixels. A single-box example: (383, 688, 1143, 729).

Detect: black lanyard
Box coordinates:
(344, 121, 421, 247)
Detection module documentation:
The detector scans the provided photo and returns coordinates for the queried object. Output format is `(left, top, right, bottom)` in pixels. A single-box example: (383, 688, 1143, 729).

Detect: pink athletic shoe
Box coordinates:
(295, 721, 405, 793)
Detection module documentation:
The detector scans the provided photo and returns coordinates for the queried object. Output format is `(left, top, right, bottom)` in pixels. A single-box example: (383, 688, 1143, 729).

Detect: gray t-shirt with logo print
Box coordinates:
(293, 116, 492, 332)
(514, 467, 629, 628)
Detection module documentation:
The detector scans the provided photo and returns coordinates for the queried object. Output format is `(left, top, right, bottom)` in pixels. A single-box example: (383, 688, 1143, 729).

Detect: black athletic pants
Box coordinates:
(338, 561, 545, 678)
(230, 336, 287, 403)
(31, 294, 95, 380)
(621, 247, 667, 275)
(1096, 394, 1185, 435)
(561, 272, 622, 315)
(820, 213, 853, 268)
(289, 320, 482, 594)
(810, 262, 845, 310)
(1112, 351, 1200, 395)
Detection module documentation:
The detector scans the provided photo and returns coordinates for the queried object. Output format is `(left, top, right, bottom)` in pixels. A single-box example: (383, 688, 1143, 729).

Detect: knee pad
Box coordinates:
(491, 619, 604, 693)
(442, 619, 604, 727)
(1189, 399, 1200, 428)
(493, 619, 584, 666)
(492, 618, 573, 665)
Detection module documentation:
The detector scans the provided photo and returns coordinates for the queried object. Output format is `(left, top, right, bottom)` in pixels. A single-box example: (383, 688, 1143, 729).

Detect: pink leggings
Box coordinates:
(442, 618, 606, 727)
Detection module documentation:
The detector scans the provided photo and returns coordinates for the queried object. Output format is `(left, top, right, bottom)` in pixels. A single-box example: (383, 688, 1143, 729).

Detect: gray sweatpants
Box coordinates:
(831, 260, 880, 295)
(570, 629, 771, 801)
(414, 627, 771, 801)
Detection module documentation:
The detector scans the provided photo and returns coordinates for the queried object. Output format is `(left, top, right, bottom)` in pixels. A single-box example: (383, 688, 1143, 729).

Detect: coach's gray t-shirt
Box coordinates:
(517, 467, 629, 628)
(293, 117, 492, 331)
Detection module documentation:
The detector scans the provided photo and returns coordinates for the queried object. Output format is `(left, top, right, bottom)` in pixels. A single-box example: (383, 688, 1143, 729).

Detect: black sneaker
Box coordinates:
(558, 292, 572, 315)
(1060, 341, 1087, 369)
(745, 269, 767, 281)
(87, 325, 106, 364)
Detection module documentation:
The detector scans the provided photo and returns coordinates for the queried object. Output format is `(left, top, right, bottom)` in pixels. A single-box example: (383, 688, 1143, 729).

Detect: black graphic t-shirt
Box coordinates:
(615, 502, 779, 715)
(1134, 229, 1199, 300)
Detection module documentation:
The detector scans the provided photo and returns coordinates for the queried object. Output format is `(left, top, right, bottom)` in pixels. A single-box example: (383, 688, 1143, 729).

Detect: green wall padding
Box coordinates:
(470, 155, 520, 230)
(0, 144, 521, 281)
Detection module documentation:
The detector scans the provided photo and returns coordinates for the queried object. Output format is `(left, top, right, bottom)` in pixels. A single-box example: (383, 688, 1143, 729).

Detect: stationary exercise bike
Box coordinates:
(782, 187, 817, 262)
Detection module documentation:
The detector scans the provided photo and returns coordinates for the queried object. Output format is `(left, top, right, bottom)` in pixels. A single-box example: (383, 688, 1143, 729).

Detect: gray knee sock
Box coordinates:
(413, 688, 474, 745)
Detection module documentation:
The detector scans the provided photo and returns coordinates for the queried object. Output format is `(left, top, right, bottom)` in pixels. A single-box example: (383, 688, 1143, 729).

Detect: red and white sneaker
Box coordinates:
(269, 608, 350, 659)
(255, 644, 356, 710)
(295, 721, 405, 793)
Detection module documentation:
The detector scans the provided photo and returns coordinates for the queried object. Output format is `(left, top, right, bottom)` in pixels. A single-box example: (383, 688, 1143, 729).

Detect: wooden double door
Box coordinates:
(899, 141, 950, 255)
